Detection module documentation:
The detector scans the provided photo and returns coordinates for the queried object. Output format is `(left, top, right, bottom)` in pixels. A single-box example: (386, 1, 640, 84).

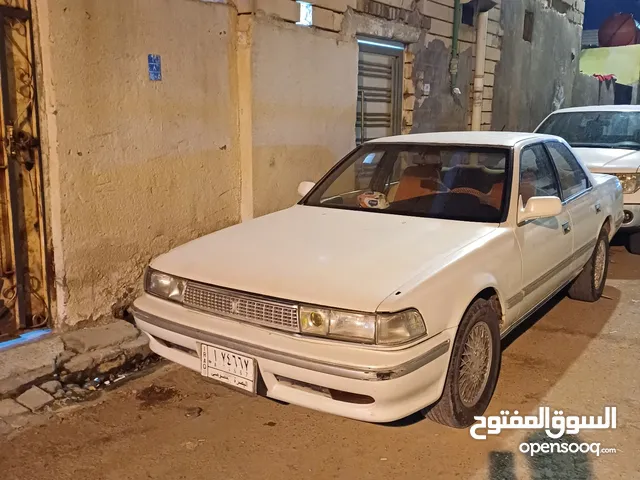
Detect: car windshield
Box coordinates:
(303, 143, 510, 223)
(536, 111, 640, 150)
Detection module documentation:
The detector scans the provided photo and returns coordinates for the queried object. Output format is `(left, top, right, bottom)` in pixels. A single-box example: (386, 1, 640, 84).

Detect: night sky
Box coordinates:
(584, 0, 640, 29)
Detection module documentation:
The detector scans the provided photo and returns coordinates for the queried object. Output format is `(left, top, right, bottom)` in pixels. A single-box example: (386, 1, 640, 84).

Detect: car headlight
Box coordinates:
(614, 173, 640, 194)
(145, 268, 186, 303)
(299, 306, 426, 345)
(376, 310, 427, 345)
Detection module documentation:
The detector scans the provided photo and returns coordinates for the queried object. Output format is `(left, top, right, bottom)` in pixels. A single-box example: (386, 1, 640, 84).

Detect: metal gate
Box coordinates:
(355, 38, 403, 145)
(0, 1, 49, 340)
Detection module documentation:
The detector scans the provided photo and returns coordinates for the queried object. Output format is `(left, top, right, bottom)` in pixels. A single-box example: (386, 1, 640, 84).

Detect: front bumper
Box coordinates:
(132, 294, 453, 423)
(620, 204, 640, 231)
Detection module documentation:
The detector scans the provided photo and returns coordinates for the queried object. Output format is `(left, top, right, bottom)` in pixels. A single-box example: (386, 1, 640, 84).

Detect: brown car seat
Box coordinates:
(394, 164, 442, 202)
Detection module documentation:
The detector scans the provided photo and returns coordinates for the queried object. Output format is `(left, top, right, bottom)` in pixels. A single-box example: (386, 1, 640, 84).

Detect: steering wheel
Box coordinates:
(451, 187, 487, 200)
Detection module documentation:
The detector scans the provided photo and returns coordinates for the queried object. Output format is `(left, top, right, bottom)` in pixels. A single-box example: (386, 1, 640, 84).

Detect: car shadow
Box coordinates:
(606, 245, 640, 280)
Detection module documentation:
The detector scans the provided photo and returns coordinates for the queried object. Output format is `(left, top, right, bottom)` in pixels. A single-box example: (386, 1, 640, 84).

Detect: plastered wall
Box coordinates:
(35, 0, 241, 327)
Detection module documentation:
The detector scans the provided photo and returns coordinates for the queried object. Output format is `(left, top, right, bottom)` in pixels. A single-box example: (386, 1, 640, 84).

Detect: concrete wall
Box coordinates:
(572, 73, 615, 107)
(491, 0, 591, 131)
(248, 16, 358, 217)
(34, 0, 241, 328)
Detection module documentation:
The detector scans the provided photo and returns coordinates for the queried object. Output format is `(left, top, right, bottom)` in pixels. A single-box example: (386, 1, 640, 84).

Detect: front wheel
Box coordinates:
(568, 228, 609, 302)
(425, 297, 501, 428)
(627, 231, 640, 255)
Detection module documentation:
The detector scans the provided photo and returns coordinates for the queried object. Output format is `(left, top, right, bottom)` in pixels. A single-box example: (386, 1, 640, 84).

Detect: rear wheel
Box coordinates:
(627, 232, 640, 255)
(425, 297, 501, 428)
(568, 228, 609, 302)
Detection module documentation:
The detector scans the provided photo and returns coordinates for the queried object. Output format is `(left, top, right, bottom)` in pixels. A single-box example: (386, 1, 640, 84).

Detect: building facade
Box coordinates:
(0, 0, 611, 338)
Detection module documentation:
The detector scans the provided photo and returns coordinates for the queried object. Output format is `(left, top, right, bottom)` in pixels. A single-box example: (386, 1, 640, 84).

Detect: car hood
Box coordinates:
(151, 206, 497, 312)
(573, 147, 640, 173)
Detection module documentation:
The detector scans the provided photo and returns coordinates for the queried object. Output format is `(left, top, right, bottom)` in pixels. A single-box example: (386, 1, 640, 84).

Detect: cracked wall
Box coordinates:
(491, 0, 611, 131)
(34, 0, 241, 328)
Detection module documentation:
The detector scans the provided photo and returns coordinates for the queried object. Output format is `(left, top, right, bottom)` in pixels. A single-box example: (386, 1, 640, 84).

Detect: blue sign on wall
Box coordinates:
(148, 54, 162, 81)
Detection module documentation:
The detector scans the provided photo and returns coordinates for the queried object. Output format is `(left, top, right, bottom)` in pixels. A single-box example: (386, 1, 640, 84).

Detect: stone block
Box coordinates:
(418, 0, 454, 22)
(254, 0, 299, 23)
(97, 354, 127, 374)
(0, 399, 29, 418)
(313, 7, 343, 31)
(39, 380, 62, 395)
(62, 320, 139, 354)
(485, 72, 494, 87)
(62, 353, 96, 376)
(121, 335, 151, 360)
(403, 94, 415, 111)
(486, 46, 501, 62)
(16, 386, 54, 412)
(313, 0, 356, 12)
(404, 62, 412, 79)
(404, 78, 415, 95)
(0, 336, 63, 396)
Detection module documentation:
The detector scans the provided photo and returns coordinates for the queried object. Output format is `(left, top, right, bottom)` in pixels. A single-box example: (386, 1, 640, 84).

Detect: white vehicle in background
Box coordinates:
(535, 105, 640, 253)
(132, 132, 623, 428)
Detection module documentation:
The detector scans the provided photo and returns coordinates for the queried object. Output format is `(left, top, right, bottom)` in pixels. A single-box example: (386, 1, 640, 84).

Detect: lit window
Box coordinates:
(297, 1, 312, 27)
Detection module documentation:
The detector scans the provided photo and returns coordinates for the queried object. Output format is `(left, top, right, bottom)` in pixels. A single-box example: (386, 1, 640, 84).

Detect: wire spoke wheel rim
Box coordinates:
(594, 238, 607, 290)
(459, 321, 493, 408)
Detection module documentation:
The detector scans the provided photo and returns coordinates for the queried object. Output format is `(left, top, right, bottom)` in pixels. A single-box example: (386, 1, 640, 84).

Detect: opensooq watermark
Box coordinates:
(469, 406, 618, 456)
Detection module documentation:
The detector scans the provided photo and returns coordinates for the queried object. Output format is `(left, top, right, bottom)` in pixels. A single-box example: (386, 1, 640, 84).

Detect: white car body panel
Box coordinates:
(133, 132, 624, 423)
(151, 206, 497, 314)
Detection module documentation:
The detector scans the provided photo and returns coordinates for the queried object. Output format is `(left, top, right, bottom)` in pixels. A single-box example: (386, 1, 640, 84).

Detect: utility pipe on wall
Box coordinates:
(471, 11, 489, 131)
(449, 0, 462, 93)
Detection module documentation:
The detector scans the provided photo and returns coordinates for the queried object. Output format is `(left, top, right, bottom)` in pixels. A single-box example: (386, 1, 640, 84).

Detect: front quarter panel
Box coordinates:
(377, 227, 522, 338)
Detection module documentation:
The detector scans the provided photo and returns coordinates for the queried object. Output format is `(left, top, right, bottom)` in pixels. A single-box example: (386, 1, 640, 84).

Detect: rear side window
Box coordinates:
(519, 144, 561, 207)
(545, 142, 590, 200)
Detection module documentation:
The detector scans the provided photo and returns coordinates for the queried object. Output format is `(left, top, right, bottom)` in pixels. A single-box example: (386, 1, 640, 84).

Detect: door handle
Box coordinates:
(562, 222, 571, 234)
(595, 203, 602, 214)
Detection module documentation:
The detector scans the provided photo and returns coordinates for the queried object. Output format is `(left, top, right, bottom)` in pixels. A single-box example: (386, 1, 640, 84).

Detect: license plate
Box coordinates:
(200, 343, 257, 394)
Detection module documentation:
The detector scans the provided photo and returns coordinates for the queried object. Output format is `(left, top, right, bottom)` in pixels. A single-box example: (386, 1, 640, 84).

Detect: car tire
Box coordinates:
(568, 228, 609, 302)
(627, 232, 640, 255)
(425, 297, 501, 428)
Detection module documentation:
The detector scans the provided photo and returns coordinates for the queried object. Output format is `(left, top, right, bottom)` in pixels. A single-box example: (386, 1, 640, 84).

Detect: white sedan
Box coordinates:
(535, 105, 640, 253)
(132, 132, 623, 427)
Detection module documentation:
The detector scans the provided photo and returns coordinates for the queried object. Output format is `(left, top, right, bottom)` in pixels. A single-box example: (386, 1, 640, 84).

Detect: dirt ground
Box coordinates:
(1, 246, 639, 480)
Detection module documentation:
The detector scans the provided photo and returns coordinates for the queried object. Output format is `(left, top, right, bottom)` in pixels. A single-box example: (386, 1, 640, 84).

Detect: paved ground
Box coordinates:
(1, 246, 639, 480)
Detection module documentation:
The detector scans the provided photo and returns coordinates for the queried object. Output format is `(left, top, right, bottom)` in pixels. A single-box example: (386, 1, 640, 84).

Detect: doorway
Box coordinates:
(0, 1, 49, 340)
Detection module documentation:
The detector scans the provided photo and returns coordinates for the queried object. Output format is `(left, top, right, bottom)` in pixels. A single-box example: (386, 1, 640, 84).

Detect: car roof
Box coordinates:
(547, 105, 640, 114)
(366, 131, 559, 147)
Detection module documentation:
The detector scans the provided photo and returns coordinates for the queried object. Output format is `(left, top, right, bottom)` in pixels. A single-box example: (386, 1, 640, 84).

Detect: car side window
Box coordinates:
(546, 142, 590, 200)
(519, 144, 561, 207)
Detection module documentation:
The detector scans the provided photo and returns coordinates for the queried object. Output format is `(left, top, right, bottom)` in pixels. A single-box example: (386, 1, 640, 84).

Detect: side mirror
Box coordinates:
(518, 196, 562, 224)
(298, 181, 315, 197)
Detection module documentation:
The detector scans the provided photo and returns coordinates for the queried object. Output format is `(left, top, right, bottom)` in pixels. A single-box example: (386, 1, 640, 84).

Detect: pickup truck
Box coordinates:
(536, 105, 640, 253)
(132, 132, 623, 428)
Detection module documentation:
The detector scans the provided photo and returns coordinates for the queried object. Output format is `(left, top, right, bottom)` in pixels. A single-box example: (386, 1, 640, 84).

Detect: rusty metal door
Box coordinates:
(355, 37, 403, 146)
(0, 1, 49, 340)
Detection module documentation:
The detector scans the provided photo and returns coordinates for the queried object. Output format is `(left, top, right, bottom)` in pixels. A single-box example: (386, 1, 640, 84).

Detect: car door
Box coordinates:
(515, 143, 574, 316)
(544, 141, 597, 271)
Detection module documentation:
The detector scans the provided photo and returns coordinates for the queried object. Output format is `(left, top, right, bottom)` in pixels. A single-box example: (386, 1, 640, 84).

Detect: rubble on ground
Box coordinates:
(0, 320, 162, 435)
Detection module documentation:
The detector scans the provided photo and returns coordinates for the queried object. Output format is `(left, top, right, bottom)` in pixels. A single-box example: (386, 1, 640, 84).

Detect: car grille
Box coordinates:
(183, 281, 299, 332)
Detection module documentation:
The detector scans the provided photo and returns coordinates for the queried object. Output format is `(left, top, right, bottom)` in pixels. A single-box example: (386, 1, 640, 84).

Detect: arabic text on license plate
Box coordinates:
(200, 344, 256, 393)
